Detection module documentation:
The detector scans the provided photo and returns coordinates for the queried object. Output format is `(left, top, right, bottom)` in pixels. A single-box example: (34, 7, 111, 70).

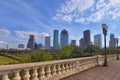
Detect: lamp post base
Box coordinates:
(117, 57, 119, 60)
(103, 63, 108, 66)
(103, 59, 108, 66)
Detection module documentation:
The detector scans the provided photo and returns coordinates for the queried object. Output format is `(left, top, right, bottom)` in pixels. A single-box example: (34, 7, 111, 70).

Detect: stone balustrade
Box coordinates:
(0, 55, 115, 80)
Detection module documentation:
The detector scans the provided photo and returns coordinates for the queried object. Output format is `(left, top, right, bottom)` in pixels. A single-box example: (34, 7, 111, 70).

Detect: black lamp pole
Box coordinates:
(102, 24, 108, 66)
(116, 38, 119, 60)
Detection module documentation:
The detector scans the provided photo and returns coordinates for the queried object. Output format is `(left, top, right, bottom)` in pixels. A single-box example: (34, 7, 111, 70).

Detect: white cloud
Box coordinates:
(53, 0, 95, 23)
(0, 28, 11, 35)
(15, 30, 49, 39)
(0, 41, 8, 45)
(0, 28, 11, 39)
(96, 0, 106, 10)
(58, 0, 95, 14)
(53, 14, 72, 22)
(53, 0, 120, 24)
(75, 18, 85, 23)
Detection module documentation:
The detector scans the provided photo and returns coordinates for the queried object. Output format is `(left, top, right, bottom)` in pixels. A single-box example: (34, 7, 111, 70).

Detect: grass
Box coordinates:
(0, 53, 24, 65)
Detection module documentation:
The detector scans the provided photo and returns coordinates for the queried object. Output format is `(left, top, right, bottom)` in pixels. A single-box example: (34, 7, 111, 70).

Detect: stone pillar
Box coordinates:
(32, 67, 39, 80)
(39, 66, 46, 80)
(13, 70, 21, 80)
(23, 68, 30, 80)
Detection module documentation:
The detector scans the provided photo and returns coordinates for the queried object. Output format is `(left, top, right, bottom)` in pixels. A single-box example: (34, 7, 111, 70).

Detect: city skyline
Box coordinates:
(0, 0, 120, 48)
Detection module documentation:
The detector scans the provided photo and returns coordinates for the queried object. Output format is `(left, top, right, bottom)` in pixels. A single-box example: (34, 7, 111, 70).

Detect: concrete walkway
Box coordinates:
(61, 60, 120, 80)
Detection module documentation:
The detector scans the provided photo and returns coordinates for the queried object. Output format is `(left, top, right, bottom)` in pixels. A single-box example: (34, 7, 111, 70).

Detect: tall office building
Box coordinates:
(45, 36, 51, 49)
(71, 40, 76, 46)
(94, 34, 102, 48)
(109, 33, 116, 47)
(53, 30, 59, 49)
(60, 29, 69, 49)
(83, 30, 91, 48)
(79, 38, 84, 48)
(27, 35, 35, 49)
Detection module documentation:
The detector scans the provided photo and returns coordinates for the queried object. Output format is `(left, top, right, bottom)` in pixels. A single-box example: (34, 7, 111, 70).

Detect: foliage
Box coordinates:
(84, 45, 100, 56)
(72, 46, 84, 58)
(101, 47, 116, 55)
(55, 46, 74, 59)
(22, 49, 53, 63)
(107, 47, 116, 55)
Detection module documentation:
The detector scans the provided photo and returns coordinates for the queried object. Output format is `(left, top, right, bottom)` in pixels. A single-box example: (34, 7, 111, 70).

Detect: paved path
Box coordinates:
(61, 60, 120, 80)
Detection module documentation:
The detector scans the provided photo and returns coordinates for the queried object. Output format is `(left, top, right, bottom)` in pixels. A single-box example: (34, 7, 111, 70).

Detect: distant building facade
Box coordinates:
(38, 43, 44, 49)
(71, 40, 76, 46)
(109, 33, 116, 47)
(27, 35, 35, 49)
(79, 38, 84, 48)
(18, 44, 25, 48)
(94, 34, 102, 48)
(60, 29, 69, 49)
(83, 30, 91, 48)
(53, 30, 59, 49)
(45, 36, 51, 49)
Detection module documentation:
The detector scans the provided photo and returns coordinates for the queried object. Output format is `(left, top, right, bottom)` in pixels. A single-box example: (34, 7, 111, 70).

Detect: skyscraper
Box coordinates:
(27, 35, 35, 49)
(60, 29, 69, 49)
(71, 40, 76, 46)
(109, 33, 116, 47)
(45, 36, 51, 49)
(79, 38, 84, 48)
(83, 30, 91, 48)
(53, 30, 59, 49)
(94, 34, 102, 48)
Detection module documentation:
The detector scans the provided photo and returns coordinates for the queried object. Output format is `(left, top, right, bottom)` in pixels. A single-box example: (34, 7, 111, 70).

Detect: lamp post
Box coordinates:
(102, 24, 108, 66)
(116, 38, 119, 60)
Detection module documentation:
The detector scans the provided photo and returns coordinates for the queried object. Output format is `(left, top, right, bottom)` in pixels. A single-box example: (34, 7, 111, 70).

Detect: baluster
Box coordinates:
(39, 66, 46, 80)
(23, 68, 30, 80)
(52, 64, 57, 76)
(81, 60, 84, 71)
(2, 72, 10, 80)
(72, 62, 74, 70)
(65, 62, 69, 72)
(68, 62, 70, 71)
(61, 63, 65, 73)
(70, 62, 72, 71)
(72, 61, 75, 70)
(12, 70, 21, 80)
(32, 67, 39, 80)
(57, 64, 61, 74)
(75, 61, 79, 69)
(46, 65, 52, 78)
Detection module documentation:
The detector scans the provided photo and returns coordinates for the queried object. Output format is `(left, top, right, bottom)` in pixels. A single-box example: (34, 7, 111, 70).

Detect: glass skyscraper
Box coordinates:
(79, 38, 84, 48)
(83, 30, 91, 48)
(53, 30, 59, 49)
(60, 29, 69, 49)
(94, 34, 102, 48)
(27, 35, 35, 49)
(109, 33, 116, 47)
(45, 36, 51, 49)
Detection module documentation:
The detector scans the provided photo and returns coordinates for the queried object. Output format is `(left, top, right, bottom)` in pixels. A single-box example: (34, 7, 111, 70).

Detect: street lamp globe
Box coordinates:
(102, 24, 108, 29)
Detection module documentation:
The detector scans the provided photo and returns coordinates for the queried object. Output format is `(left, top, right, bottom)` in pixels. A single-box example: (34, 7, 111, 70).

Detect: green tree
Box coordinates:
(55, 46, 74, 59)
(72, 46, 84, 58)
(84, 45, 100, 56)
(101, 47, 116, 55)
(22, 49, 53, 62)
(107, 47, 116, 55)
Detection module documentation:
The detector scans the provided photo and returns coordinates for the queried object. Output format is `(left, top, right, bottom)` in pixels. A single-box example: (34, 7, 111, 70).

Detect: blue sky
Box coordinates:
(0, 0, 120, 48)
